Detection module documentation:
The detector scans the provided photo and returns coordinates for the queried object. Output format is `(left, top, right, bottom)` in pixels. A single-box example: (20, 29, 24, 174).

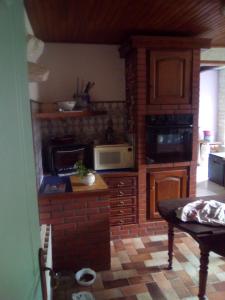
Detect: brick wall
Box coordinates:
(39, 192, 110, 272)
(136, 48, 147, 223)
(189, 50, 200, 196)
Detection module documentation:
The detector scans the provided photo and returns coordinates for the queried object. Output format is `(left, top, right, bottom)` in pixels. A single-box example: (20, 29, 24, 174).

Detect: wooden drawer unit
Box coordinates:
(110, 196, 136, 208)
(110, 216, 136, 226)
(103, 174, 137, 226)
(110, 187, 136, 198)
(104, 176, 137, 188)
(111, 206, 136, 217)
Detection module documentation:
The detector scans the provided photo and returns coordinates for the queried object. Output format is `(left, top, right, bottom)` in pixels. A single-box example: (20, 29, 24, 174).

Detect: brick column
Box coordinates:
(136, 48, 147, 223)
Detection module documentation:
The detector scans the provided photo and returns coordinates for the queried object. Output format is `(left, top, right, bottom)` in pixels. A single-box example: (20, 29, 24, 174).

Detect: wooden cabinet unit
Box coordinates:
(208, 153, 225, 186)
(119, 36, 210, 227)
(103, 174, 137, 226)
(147, 168, 188, 219)
(148, 50, 192, 105)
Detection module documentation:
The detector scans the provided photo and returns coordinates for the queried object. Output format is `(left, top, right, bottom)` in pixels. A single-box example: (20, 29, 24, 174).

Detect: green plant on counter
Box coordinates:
(74, 160, 89, 178)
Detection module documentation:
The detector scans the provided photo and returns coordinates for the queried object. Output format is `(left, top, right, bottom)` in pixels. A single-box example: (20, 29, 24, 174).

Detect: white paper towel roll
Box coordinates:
(27, 34, 44, 63)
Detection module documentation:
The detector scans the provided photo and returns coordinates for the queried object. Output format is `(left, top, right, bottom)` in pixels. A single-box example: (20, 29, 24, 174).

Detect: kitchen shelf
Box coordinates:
(35, 110, 107, 120)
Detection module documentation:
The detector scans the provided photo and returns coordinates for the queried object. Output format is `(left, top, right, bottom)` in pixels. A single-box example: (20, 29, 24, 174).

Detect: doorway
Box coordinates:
(197, 68, 225, 196)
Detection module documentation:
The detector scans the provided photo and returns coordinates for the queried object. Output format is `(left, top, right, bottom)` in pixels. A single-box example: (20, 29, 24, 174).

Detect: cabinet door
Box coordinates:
(208, 154, 225, 186)
(148, 169, 188, 219)
(149, 50, 192, 104)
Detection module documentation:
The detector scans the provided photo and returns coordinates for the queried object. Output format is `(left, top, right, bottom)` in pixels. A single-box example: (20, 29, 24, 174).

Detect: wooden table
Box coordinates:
(158, 196, 225, 300)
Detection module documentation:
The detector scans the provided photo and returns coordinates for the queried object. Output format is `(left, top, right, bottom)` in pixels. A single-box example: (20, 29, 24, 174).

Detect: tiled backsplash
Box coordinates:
(31, 101, 128, 187)
(41, 101, 127, 145)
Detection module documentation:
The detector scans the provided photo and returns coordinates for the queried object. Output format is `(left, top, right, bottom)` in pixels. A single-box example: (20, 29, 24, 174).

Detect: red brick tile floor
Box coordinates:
(53, 232, 225, 300)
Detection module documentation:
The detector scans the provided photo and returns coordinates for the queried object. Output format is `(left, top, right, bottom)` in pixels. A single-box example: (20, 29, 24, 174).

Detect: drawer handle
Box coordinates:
(118, 191, 125, 196)
(119, 220, 124, 224)
(119, 200, 125, 205)
(118, 181, 125, 187)
(119, 210, 124, 214)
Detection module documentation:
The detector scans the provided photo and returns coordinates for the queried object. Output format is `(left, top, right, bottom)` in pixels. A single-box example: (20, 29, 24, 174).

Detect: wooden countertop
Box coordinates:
(70, 174, 108, 193)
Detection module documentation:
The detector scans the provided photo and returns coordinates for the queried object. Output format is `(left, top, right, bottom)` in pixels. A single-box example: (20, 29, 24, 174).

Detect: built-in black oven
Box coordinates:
(146, 114, 193, 164)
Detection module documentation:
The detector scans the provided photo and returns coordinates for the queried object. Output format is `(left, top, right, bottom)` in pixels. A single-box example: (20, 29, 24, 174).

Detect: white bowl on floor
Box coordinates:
(75, 268, 96, 286)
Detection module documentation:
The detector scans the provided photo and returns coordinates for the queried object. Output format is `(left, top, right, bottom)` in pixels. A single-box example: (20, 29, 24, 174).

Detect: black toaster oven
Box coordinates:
(43, 136, 91, 176)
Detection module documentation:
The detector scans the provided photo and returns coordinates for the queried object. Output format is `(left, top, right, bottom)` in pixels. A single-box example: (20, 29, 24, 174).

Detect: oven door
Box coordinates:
(146, 125, 192, 163)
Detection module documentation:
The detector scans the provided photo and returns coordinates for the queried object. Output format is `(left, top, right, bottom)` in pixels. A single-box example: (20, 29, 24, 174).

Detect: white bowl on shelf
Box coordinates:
(57, 101, 76, 111)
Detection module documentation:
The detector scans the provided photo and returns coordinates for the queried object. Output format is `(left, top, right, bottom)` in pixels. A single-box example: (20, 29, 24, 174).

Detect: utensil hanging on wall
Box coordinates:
(83, 81, 95, 94)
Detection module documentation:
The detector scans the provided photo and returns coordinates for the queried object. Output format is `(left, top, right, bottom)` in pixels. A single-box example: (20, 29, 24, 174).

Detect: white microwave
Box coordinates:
(93, 144, 134, 170)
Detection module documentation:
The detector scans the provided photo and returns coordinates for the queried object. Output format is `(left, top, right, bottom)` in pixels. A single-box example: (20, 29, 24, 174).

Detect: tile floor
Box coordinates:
(196, 164, 225, 197)
(54, 233, 225, 300)
(54, 163, 225, 300)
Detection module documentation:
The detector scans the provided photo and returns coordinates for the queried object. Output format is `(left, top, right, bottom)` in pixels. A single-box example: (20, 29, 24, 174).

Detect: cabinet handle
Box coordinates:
(118, 181, 125, 187)
(118, 191, 125, 196)
(119, 200, 125, 205)
(150, 186, 155, 191)
(119, 220, 124, 224)
(119, 210, 124, 214)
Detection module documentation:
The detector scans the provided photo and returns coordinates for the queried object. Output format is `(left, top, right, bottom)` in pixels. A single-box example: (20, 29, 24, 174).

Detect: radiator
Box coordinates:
(40, 224, 52, 300)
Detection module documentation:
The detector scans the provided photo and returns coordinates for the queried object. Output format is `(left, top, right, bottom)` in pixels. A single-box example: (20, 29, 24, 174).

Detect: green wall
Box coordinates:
(0, 0, 42, 299)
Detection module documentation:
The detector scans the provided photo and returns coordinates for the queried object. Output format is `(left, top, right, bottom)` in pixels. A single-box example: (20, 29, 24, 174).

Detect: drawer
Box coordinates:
(104, 176, 137, 188)
(110, 216, 136, 226)
(111, 206, 136, 217)
(110, 196, 136, 208)
(110, 187, 136, 198)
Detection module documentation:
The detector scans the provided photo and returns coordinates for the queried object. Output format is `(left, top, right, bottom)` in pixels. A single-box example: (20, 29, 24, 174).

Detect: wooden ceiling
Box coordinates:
(25, 0, 225, 46)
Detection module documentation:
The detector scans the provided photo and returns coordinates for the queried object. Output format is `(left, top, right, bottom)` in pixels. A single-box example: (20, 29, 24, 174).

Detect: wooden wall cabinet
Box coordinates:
(147, 168, 188, 219)
(148, 50, 192, 105)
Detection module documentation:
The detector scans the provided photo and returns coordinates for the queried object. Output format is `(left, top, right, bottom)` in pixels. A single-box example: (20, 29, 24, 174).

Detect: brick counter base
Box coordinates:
(110, 221, 168, 240)
(39, 193, 110, 272)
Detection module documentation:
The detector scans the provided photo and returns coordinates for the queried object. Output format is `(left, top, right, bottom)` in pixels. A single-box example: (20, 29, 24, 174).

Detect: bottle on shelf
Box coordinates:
(105, 118, 115, 144)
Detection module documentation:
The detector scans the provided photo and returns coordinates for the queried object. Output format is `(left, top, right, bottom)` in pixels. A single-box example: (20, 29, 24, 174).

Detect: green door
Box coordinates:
(0, 1, 42, 299)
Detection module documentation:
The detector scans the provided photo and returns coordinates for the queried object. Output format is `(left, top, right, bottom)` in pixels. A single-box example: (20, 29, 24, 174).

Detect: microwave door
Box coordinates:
(95, 150, 122, 170)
